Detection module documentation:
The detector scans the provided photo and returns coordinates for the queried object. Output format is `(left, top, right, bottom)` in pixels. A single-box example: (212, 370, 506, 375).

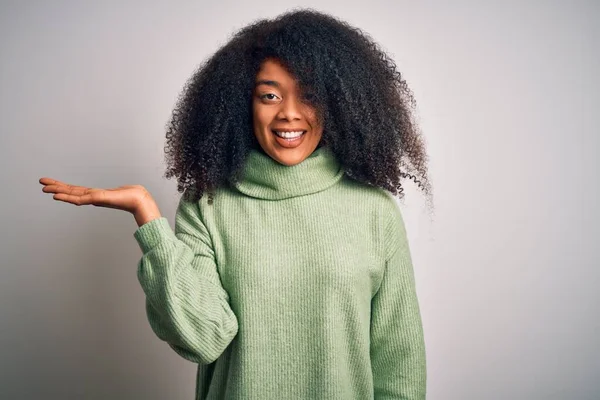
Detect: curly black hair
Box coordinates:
(163, 8, 433, 210)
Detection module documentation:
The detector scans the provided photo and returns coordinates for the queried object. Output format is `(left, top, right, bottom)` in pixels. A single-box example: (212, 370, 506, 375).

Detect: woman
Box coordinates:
(39, 9, 431, 399)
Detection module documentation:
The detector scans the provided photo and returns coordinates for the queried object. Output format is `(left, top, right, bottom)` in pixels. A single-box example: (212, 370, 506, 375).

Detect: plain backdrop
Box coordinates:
(1, 1, 598, 399)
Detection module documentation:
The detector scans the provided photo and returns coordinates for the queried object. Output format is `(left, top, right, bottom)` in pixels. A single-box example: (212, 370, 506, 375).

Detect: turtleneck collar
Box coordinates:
(232, 146, 346, 200)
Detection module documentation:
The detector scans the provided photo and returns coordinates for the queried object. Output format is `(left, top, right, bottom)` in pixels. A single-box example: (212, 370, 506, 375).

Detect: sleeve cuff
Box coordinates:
(133, 217, 177, 253)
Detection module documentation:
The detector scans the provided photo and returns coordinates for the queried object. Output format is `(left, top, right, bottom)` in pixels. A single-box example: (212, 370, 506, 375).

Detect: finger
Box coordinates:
(71, 189, 111, 207)
(43, 184, 90, 196)
(39, 177, 55, 184)
(40, 178, 91, 193)
(53, 191, 98, 206)
(65, 184, 92, 197)
(53, 193, 84, 205)
(39, 177, 70, 186)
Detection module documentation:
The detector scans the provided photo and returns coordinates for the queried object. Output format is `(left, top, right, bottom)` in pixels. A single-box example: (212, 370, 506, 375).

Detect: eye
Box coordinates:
(259, 93, 280, 101)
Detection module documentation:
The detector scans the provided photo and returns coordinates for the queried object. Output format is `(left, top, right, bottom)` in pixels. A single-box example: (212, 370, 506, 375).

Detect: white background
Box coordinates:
(1, 0, 598, 399)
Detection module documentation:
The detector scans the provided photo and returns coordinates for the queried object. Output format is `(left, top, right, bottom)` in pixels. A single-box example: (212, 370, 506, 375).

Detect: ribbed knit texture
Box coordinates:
(133, 146, 427, 399)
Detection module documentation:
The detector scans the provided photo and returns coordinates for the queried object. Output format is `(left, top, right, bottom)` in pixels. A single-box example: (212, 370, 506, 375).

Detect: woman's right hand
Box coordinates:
(39, 177, 161, 226)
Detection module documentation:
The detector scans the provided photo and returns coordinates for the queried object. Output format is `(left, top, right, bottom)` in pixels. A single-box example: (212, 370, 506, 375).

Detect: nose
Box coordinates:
(276, 96, 302, 122)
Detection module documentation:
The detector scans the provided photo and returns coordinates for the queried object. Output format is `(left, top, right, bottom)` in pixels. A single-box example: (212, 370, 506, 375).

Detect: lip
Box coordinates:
(271, 129, 307, 148)
(272, 128, 307, 132)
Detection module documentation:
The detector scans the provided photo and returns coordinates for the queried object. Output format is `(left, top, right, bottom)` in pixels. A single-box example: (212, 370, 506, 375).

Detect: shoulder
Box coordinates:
(336, 177, 407, 259)
(338, 176, 402, 217)
(358, 183, 408, 261)
(174, 190, 213, 243)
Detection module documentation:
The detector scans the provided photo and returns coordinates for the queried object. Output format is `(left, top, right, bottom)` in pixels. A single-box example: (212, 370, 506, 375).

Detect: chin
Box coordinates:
(270, 148, 308, 166)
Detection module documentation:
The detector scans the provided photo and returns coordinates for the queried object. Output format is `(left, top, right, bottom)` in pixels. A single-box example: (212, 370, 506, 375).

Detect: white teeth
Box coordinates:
(274, 130, 304, 138)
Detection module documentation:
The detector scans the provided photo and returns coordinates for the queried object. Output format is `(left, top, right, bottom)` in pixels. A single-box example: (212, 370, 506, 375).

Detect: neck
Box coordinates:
(233, 146, 345, 200)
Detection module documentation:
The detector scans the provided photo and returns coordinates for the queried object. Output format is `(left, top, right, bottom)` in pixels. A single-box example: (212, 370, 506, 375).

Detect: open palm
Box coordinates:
(38, 177, 149, 214)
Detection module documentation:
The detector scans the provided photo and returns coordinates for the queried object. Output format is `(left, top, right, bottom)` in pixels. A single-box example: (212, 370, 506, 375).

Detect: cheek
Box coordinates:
(308, 116, 323, 134)
(253, 107, 273, 131)
(304, 107, 322, 131)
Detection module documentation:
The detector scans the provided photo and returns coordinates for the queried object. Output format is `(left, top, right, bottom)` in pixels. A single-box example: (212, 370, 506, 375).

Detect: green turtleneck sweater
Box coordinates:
(133, 146, 426, 399)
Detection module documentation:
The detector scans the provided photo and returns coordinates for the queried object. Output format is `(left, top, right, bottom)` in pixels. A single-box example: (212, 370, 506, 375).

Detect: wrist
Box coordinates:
(134, 201, 162, 227)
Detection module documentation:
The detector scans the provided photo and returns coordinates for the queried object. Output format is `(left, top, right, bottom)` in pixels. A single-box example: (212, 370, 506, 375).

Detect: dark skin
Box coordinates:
(37, 178, 161, 227)
(252, 58, 323, 166)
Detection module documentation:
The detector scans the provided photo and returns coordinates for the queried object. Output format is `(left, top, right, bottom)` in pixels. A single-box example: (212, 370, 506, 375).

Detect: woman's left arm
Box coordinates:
(371, 202, 427, 399)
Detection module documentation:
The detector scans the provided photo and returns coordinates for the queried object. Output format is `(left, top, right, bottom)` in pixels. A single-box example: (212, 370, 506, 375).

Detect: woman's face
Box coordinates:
(252, 58, 323, 166)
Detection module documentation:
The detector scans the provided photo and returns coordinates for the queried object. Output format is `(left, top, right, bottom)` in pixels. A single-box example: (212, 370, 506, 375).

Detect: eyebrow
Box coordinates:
(255, 79, 280, 88)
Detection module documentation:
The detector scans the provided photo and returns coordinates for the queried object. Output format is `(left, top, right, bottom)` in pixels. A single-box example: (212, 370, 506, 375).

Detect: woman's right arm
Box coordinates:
(133, 197, 238, 365)
(38, 177, 237, 364)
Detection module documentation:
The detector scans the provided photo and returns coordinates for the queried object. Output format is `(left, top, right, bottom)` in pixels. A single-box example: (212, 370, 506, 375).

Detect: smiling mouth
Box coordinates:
(272, 130, 306, 139)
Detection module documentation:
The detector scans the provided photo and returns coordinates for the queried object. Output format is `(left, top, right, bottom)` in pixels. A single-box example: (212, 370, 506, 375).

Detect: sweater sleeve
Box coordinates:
(133, 196, 238, 365)
(371, 199, 427, 399)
